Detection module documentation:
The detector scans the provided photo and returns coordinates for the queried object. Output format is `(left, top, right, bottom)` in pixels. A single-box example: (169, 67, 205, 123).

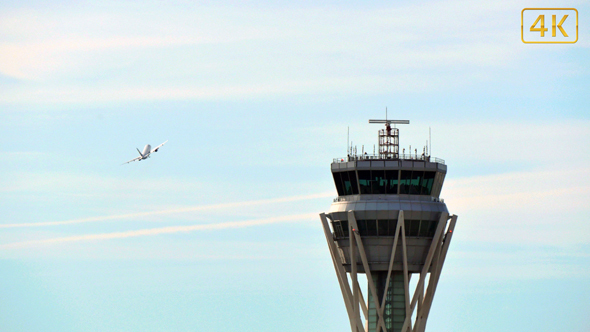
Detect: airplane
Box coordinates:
(122, 140, 168, 164)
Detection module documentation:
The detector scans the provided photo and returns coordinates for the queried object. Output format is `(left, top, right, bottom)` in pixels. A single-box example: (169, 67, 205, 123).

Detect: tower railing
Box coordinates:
(333, 154, 445, 164)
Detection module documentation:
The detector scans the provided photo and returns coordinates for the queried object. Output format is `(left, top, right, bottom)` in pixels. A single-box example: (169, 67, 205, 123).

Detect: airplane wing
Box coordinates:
(150, 140, 168, 153)
(122, 156, 142, 165)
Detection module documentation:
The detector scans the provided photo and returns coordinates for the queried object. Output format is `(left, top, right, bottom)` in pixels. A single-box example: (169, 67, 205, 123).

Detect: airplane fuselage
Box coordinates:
(141, 144, 152, 159)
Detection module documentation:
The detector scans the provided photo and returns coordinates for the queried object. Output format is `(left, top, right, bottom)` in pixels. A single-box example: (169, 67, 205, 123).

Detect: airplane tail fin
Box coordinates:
(136, 148, 143, 157)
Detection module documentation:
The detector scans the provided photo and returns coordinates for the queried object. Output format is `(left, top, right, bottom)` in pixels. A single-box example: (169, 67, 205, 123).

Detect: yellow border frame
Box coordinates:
(521, 8, 578, 44)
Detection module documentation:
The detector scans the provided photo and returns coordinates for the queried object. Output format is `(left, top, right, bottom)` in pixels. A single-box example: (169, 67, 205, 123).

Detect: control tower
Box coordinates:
(319, 119, 457, 332)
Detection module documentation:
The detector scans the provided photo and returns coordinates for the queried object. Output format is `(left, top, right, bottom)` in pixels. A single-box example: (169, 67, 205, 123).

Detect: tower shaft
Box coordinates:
(368, 272, 406, 332)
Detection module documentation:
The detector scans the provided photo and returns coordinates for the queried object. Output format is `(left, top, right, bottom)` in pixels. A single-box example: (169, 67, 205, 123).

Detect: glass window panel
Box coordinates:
(367, 220, 377, 236)
(409, 220, 420, 236)
(404, 219, 411, 236)
(331, 220, 340, 233)
(341, 171, 353, 195)
(372, 170, 386, 194)
(341, 220, 349, 237)
(377, 220, 389, 236)
(385, 170, 399, 194)
(409, 171, 423, 195)
(332, 172, 345, 196)
(388, 220, 398, 236)
(399, 171, 412, 194)
(358, 171, 372, 194)
(427, 220, 437, 237)
(418, 220, 430, 237)
(421, 172, 436, 195)
(357, 220, 368, 236)
(348, 171, 360, 195)
(332, 221, 343, 238)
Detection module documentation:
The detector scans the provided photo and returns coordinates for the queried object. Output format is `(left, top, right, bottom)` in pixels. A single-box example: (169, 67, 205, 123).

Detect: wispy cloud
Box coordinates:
(446, 168, 590, 212)
(444, 167, 590, 246)
(0, 192, 332, 228)
(0, 213, 317, 249)
(432, 120, 590, 166)
(0, 0, 535, 103)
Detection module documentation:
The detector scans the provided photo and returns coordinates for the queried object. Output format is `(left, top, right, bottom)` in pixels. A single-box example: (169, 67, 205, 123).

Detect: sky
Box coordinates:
(1, 0, 589, 331)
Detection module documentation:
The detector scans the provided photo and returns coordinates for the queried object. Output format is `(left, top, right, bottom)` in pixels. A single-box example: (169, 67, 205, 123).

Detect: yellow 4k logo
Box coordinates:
(521, 8, 578, 44)
(530, 14, 568, 37)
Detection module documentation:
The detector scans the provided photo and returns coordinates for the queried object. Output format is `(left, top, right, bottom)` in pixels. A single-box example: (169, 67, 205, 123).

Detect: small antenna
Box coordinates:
(429, 127, 432, 157)
(347, 126, 350, 156)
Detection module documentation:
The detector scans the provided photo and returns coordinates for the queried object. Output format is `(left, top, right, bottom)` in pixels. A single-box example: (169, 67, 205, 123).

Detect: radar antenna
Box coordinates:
(368, 118, 410, 159)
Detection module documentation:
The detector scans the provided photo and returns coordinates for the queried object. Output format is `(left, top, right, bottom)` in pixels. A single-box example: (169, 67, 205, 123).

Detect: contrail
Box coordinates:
(1, 213, 317, 248)
(0, 192, 333, 228)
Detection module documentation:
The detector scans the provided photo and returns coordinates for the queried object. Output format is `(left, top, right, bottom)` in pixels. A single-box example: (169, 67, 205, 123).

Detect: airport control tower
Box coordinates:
(319, 118, 458, 332)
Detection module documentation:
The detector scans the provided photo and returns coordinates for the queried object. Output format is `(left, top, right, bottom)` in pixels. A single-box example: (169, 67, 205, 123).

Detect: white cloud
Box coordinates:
(0, 212, 317, 249)
(0, 191, 332, 228)
(430, 120, 590, 167)
(0, 0, 543, 103)
(0, 171, 205, 196)
(444, 166, 590, 246)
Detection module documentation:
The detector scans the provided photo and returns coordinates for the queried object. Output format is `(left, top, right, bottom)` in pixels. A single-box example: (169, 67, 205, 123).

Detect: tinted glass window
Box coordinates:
(358, 171, 372, 194)
(342, 220, 349, 237)
(421, 172, 436, 195)
(332, 221, 344, 238)
(399, 171, 412, 194)
(372, 170, 386, 194)
(409, 171, 423, 195)
(381, 220, 388, 236)
(409, 220, 420, 236)
(348, 171, 360, 195)
(418, 220, 430, 237)
(357, 220, 367, 236)
(389, 220, 399, 236)
(404, 219, 411, 236)
(341, 171, 353, 195)
(392, 220, 401, 236)
(385, 170, 399, 194)
(427, 220, 437, 237)
(332, 172, 344, 196)
(366, 220, 377, 236)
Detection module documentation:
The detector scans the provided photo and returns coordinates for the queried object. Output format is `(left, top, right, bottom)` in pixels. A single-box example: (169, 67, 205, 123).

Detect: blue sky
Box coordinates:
(1, 0, 589, 331)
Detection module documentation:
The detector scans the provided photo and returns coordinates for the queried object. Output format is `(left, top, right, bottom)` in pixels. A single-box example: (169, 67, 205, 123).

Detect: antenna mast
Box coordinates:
(347, 126, 350, 157)
(429, 127, 432, 157)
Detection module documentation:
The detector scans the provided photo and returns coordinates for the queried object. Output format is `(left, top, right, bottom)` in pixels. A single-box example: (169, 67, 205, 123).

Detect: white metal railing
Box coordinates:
(333, 154, 445, 164)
